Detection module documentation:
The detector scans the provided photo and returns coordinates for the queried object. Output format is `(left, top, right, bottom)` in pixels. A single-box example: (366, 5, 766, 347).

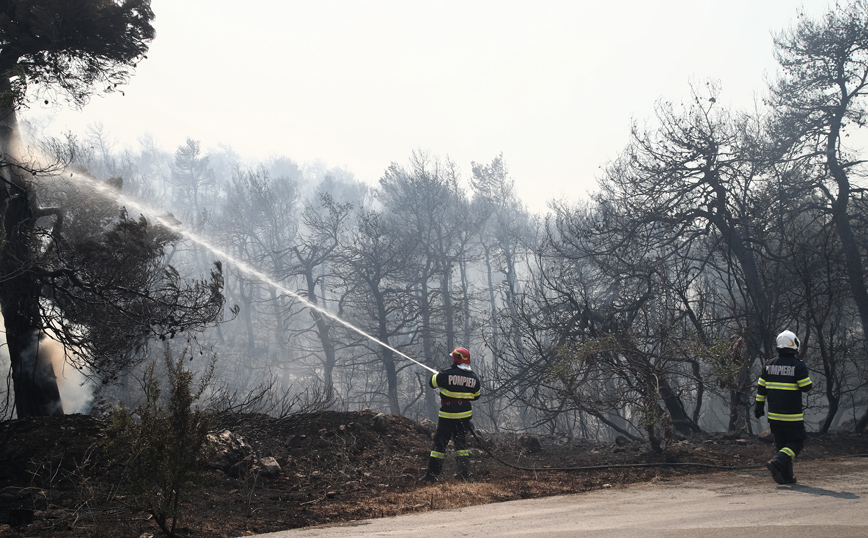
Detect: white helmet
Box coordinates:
(776, 330, 800, 351)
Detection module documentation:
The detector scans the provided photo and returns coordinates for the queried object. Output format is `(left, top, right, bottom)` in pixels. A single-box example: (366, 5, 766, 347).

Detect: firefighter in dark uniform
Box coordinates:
(754, 330, 813, 484)
(423, 347, 482, 482)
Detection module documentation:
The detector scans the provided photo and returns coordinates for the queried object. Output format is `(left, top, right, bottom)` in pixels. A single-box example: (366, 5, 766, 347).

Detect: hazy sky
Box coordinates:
(26, 0, 834, 213)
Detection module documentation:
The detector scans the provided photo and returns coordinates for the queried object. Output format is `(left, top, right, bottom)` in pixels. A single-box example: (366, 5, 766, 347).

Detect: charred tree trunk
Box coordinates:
(658, 377, 701, 436)
(440, 262, 455, 352)
(0, 184, 63, 417)
(482, 244, 500, 364)
(688, 359, 705, 426)
(855, 409, 868, 433)
(371, 287, 400, 415)
(0, 97, 63, 417)
(302, 267, 337, 402)
(414, 281, 439, 420)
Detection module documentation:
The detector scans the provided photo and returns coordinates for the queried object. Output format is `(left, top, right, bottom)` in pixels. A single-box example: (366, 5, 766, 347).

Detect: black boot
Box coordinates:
(422, 457, 442, 483)
(456, 457, 471, 481)
(765, 453, 788, 485)
(783, 456, 797, 484)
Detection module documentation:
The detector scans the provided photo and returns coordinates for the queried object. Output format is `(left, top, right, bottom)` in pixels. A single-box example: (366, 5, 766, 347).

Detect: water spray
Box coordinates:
(68, 172, 438, 375)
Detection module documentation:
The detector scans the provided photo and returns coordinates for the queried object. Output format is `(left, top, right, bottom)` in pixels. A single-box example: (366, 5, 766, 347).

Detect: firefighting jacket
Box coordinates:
(755, 351, 812, 422)
(429, 364, 481, 420)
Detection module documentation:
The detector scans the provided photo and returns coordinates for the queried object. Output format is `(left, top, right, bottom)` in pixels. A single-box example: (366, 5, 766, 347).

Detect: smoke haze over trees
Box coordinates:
(0, 0, 223, 418)
(2, 1, 868, 443)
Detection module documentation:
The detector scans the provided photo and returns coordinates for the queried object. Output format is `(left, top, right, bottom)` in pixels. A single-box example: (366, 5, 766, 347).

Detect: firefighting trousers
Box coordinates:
(430, 418, 470, 460)
(769, 420, 806, 460)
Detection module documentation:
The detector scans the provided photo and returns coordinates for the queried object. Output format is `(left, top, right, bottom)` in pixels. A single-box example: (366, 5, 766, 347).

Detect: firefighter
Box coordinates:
(422, 347, 482, 482)
(754, 330, 813, 484)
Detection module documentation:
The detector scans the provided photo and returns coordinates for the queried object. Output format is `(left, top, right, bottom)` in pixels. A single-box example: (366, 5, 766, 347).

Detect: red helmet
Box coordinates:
(451, 347, 470, 365)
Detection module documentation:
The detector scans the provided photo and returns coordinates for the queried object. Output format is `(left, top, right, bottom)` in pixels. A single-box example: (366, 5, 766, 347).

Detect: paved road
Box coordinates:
(251, 457, 868, 538)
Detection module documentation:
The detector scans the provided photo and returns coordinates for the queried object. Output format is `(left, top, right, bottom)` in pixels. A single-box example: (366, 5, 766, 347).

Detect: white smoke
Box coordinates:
(67, 170, 438, 375)
(0, 312, 94, 416)
(41, 337, 94, 414)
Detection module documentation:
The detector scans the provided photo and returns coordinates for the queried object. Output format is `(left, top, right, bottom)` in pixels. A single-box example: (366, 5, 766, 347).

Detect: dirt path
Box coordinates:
(250, 457, 868, 538)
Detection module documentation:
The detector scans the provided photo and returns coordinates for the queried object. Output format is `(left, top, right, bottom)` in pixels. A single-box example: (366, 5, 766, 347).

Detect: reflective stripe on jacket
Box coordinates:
(430, 365, 481, 420)
(756, 352, 812, 421)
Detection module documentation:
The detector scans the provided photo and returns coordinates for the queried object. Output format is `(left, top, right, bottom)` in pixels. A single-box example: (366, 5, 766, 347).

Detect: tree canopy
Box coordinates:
(0, 1, 228, 418)
(0, 0, 154, 110)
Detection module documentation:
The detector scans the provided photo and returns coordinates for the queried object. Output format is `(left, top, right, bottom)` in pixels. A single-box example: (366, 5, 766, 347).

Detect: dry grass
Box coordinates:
(2, 412, 866, 537)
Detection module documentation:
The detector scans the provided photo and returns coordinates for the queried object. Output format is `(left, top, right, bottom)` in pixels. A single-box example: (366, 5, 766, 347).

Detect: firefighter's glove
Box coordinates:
(754, 402, 764, 419)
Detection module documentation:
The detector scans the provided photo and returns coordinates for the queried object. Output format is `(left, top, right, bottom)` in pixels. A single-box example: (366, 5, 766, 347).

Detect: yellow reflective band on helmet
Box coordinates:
(430, 373, 440, 388)
(764, 382, 799, 390)
(797, 377, 812, 387)
(439, 388, 481, 399)
(439, 410, 473, 419)
(768, 412, 804, 421)
(430, 451, 446, 459)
